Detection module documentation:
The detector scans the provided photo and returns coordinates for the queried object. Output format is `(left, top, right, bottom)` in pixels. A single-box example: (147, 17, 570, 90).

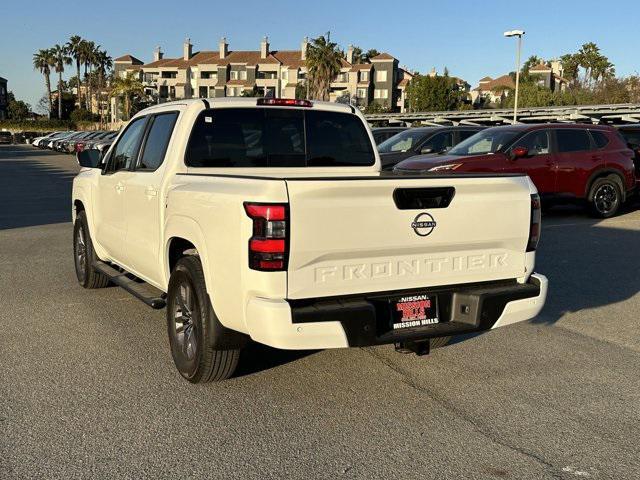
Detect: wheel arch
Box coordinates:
(164, 215, 213, 295)
(585, 168, 626, 202)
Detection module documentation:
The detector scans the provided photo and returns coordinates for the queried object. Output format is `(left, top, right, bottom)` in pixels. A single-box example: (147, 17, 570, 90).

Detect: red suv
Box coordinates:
(394, 124, 636, 217)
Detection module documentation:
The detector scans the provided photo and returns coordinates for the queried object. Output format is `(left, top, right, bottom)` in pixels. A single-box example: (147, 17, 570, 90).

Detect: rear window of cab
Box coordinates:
(185, 108, 375, 167)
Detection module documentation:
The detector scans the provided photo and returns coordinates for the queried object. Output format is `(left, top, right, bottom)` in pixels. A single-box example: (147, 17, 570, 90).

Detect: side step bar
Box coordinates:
(94, 261, 166, 309)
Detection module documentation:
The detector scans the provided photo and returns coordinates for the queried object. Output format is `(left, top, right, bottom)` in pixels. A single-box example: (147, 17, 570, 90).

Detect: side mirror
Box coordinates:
(420, 147, 434, 155)
(511, 146, 529, 159)
(76, 149, 102, 168)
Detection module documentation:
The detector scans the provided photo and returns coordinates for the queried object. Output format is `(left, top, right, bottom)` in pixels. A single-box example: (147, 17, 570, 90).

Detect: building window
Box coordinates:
(230, 71, 238, 80)
(376, 70, 387, 82)
(200, 71, 217, 79)
(199, 86, 208, 98)
(240, 70, 247, 80)
(360, 71, 369, 82)
(144, 73, 158, 83)
(161, 71, 178, 79)
(374, 89, 388, 99)
(357, 88, 368, 98)
(373, 88, 389, 98)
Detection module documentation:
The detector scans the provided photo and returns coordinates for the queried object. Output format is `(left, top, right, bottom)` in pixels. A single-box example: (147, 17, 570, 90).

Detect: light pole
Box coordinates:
(504, 29, 525, 123)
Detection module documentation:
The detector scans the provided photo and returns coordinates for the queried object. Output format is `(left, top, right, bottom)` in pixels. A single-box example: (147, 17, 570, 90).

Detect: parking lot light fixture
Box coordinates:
(504, 29, 525, 123)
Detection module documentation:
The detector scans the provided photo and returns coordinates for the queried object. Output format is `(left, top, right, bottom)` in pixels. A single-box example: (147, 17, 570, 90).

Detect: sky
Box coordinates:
(2, 0, 639, 111)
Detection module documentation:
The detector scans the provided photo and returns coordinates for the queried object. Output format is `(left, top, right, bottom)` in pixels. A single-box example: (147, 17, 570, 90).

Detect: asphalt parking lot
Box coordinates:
(1, 144, 639, 479)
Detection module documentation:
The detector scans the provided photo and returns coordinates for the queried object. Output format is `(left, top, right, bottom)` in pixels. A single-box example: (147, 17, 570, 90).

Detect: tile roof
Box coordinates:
(272, 50, 305, 68)
(141, 50, 280, 68)
(226, 79, 253, 86)
(371, 52, 395, 61)
(350, 63, 372, 72)
(477, 74, 515, 92)
(115, 54, 143, 64)
(479, 76, 493, 82)
(398, 78, 410, 87)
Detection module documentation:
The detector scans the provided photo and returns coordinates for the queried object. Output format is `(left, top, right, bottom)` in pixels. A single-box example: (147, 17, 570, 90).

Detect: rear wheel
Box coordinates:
(73, 211, 110, 289)
(588, 176, 622, 218)
(167, 255, 240, 383)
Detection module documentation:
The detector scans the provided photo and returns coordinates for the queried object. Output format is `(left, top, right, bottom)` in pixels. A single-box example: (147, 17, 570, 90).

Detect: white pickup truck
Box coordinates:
(72, 97, 548, 383)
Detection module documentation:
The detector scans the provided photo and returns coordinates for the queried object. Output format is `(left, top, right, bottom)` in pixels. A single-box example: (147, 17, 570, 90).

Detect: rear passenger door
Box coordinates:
(121, 111, 180, 284)
(553, 128, 594, 197)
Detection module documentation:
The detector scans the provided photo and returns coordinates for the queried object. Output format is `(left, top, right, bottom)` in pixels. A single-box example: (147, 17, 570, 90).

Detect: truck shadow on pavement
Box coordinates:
(235, 342, 317, 377)
(0, 156, 78, 230)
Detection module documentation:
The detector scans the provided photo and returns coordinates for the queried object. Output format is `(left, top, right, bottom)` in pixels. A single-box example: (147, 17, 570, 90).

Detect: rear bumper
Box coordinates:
(245, 273, 548, 350)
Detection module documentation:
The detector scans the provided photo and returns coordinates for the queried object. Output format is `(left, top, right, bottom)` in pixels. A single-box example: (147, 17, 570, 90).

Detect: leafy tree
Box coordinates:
(295, 82, 307, 100)
(306, 33, 343, 101)
(32, 48, 55, 118)
(110, 71, 144, 120)
(70, 108, 98, 123)
(6, 92, 31, 120)
(349, 46, 380, 63)
(405, 74, 465, 112)
(51, 44, 71, 119)
(67, 35, 85, 106)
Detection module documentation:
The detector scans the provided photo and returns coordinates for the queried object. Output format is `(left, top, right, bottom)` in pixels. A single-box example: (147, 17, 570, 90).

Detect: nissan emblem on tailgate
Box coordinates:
(411, 213, 437, 237)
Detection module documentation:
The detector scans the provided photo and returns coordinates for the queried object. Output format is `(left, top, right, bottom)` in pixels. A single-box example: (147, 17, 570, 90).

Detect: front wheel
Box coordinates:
(588, 176, 622, 218)
(73, 211, 110, 289)
(166, 256, 241, 383)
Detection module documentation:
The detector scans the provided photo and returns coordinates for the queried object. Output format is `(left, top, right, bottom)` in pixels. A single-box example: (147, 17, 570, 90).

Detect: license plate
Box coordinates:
(392, 294, 439, 330)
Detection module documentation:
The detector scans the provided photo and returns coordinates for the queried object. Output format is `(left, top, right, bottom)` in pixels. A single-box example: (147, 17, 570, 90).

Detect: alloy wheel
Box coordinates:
(594, 183, 618, 215)
(173, 282, 197, 361)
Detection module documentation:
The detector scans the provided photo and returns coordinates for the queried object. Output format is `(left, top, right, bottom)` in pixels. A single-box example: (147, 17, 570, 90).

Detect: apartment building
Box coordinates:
(112, 37, 411, 120)
(0, 76, 8, 120)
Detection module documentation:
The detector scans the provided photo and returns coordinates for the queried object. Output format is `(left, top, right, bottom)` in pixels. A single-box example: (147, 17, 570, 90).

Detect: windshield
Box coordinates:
(448, 128, 521, 156)
(378, 129, 431, 153)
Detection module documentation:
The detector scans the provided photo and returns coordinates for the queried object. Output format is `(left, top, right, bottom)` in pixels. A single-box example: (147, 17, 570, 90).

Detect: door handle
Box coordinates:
(145, 186, 158, 197)
(115, 182, 124, 193)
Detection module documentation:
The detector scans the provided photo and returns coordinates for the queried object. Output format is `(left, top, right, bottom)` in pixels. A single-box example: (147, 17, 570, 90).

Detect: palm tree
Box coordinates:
(51, 44, 71, 119)
(305, 33, 343, 101)
(66, 35, 85, 107)
(33, 48, 55, 118)
(80, 40, 96, 110)
(110, 71, 144, 120)
(93, 49, 113, 125)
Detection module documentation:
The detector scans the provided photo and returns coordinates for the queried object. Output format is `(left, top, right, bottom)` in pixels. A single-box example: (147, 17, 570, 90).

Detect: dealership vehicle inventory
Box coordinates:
(72, 97, 547, 383)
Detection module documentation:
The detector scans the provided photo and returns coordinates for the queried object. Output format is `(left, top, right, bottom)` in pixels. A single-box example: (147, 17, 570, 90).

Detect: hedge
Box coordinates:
(0, 119, 75, 132)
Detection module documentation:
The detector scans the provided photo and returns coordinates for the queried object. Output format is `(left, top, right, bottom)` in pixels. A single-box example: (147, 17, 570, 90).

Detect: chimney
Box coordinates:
(260, 36, 270, 59)
(301, 36, 308, 60)
(346, 45, 354, 64)
(153, 46, 163, 62)
(183, 37, 193, 61)
(219, 36, 228, 59)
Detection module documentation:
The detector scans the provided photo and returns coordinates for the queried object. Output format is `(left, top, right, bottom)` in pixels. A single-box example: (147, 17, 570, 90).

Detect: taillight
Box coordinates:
(527, 193, 541, 252)
(244, 202, 289, 271)
(256, 98, 313, 108)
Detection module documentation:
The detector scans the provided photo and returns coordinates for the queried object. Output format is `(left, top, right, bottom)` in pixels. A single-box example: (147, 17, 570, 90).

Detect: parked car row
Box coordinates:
(31, 130, 117, 154)
(373, 123, 638, 218)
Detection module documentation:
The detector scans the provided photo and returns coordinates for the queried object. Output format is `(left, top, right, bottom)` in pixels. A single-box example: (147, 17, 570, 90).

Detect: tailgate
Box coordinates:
(286, 175, 532, 299)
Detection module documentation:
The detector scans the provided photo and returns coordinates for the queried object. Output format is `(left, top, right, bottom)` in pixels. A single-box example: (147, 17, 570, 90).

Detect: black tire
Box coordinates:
(430, 336, 451, 349)
(73, 211, 110, 289)
(588, 175, 622, 218)
(166, 256, 240, 383)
